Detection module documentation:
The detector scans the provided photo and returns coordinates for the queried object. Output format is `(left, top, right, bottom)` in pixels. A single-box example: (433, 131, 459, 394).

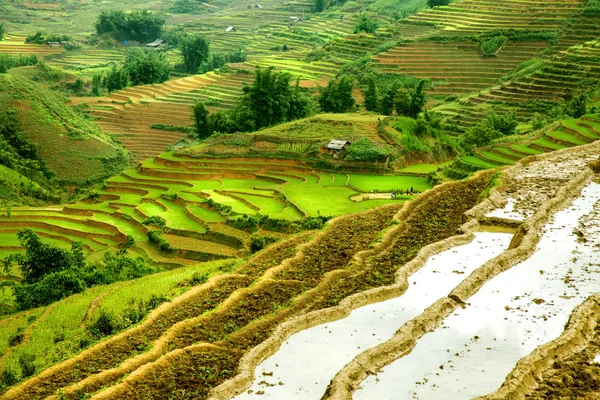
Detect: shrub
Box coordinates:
(354, 15, 379, 34)
(8, 327, 24, 347)
(428, 0, 449, 7)
(318, 76, 356, 113)
(249, 234, 278, 253)
(18, 353, 36, 378)
(180, 34, 210, 73)
(481, 35, 508, 56)
(142, 215, 167, 228)
(346, 138, 394, 162)
(124, 48, 170, 85)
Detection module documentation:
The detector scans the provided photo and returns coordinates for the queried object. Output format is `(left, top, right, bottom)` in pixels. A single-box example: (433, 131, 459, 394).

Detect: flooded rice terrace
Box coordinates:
(235, 232, 513, 399)
(356, 182, 600, 400)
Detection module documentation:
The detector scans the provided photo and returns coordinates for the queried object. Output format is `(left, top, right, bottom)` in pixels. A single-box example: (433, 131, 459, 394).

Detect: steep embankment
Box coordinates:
(0, 74, 131, 186)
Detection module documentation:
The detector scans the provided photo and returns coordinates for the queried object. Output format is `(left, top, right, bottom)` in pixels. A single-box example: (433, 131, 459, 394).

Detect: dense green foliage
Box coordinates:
(481, 35, 508, 56)
(346, 137, 394, 161)
(0, 24, 5, 41)
(318, 76, 356, 113)
(123, 48, 170, 85)
(191, 101, 211, 139)
(354, 15, 379, 34)
(170, 0, 207, 14)
(582, 0, 600, 16)
(378, 79, 427, 117)
(104, 64, 129, 92)
(199, 48, 247, 74)
(197, 67, 314, 135)
(95, 9, 165, 42)
(313, 0, 325, 12)
(428, 0, 449, 7)
(3, 230, 155, 311)
(363, 75, 379, 112)
(180, 34, 210, 73)
(461, 110, 517, 150)
(25, 32, 71, 44)
(0, 54, 38, 74)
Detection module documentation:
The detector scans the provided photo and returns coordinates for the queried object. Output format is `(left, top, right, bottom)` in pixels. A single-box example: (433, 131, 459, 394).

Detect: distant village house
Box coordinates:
(326, 139, 351, 158)
(226, 26, 237, 33)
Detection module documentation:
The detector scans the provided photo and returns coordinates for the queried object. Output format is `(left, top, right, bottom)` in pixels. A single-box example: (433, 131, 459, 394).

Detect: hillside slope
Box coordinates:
(0, 73, 131, 186)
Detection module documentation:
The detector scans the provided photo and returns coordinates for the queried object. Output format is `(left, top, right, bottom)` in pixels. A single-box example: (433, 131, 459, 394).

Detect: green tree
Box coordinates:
(123, 48, 170, 85)
(104, 64, 128, 92)
(318, 76, 355, 113)
(568, 93, 588, 118)
(408, 79, 427, 118)
(180, 34, 210, 73)
(0, 24, 5, 41)
(191, 101, 211, 138)
(95, 9, 165, 42)
(380, 83, 399, 115)
(242, 67, 313, 129)
(428, 0, 450, 7)
(394, 88, 412, 116)
(363, 75, 379, 112)
(486, 110, 517, 135)
(313, 0, 325, 12)
(354, 15, 379, 34)
(91, 74, 102, 96)
(461, 122, 500, 150)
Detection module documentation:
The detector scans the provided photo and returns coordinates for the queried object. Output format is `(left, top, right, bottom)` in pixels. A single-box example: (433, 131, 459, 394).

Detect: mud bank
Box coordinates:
(355, 182, 600, 400)
(233, 233, 512, 399)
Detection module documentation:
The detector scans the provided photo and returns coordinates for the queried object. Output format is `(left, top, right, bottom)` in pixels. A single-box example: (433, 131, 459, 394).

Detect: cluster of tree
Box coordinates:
(191, 67, 314, 137)
(0, 23, 4, 40)
(99, 48, 170, 93)
(25, 32, 71, 44)
(0, 54, 38, 74)
(180, 34, 210, 73)
(312, 0, 348, 13)
(199, 48, 247, 74)
(427, 0, 450, 7)
(363, 76, 427, 117)
(461, 110, 518, 150)
(170, 0, 207, 14)
(354, 15, 379, 34)
(2, 229, 154, 311)
(0, 109, 52, 183)
(583, 0, 600, 16)
(480, 35, 508, 56)
(318, 76, 356, 113)
(95, 9, 165, 42)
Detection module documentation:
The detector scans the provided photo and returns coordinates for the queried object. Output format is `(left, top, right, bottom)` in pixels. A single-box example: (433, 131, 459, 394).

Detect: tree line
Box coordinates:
(191, 68, 428, 139)
(2, 229, 153, 312)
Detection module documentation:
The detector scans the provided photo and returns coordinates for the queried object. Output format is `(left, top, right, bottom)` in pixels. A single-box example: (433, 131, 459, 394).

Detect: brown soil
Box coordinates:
(526, 324, 600, 400)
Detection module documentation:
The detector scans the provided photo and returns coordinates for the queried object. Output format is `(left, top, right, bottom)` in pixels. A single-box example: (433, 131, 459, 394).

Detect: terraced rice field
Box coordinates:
(6, 141, 599, 400)
(0, 152, 426, 270)
(1, 159, 494, 400)
(0, 34, 65, 57)
(85, 71, 260, 160)
(374, 40, 549, 96)
(407, 0, 584, 32)
(471, 38, 600, 104)
(457, 114, 600, 171)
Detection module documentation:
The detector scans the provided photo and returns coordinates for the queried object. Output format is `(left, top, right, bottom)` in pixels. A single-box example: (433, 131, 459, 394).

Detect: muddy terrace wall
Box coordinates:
(319, 142, 600, 400)
(208, 171, 495, 400)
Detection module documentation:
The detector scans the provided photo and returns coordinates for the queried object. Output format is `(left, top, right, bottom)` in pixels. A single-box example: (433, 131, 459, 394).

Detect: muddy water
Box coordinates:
(486, 197, 528, 221)
(233, 233, 512, 399)
(355, 182, 600, 400)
